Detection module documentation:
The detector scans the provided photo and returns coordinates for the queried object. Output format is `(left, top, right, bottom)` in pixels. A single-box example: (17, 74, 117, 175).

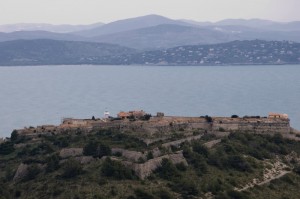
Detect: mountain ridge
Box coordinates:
(0, 22, 104, 33)
(1, 15, 300, 50)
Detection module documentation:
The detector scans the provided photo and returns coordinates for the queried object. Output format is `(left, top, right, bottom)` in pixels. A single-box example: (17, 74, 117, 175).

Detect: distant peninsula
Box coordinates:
(0, 39, 299, 66)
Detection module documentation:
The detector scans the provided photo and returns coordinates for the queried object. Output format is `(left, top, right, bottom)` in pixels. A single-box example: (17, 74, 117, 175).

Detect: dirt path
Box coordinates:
(235, 160, 291, 192)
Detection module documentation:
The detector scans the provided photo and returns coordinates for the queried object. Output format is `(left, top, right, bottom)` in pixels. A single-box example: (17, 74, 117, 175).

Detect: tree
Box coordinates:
(142, 114, 152, 121)
(11, 130, 19, 142)
(205, 115, 213, 123)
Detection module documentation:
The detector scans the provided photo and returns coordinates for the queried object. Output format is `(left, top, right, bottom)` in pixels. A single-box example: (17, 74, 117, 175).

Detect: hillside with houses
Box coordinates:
(0, 40, 299, 66)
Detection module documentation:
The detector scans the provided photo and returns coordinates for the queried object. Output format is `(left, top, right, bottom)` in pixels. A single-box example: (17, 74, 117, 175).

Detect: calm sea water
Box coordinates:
(0, 65, 300, 138)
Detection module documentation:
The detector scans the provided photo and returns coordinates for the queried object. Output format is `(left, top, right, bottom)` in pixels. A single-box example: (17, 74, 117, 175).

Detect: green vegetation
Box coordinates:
(101, 158, 135, 180)
(1, 128, 300, 199)
(83, 141, 111, 158)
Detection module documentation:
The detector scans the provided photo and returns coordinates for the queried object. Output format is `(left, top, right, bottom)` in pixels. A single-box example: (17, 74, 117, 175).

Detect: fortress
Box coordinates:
(16, 111, 295, 140)
(11, 111, 300, 181)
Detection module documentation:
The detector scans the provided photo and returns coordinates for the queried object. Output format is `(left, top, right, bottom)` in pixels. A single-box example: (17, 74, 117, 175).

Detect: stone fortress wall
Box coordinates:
(16, 112, 292, 137)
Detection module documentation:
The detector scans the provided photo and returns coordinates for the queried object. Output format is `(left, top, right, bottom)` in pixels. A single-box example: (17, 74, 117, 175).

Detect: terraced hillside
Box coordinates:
(1, 121, 300, 199)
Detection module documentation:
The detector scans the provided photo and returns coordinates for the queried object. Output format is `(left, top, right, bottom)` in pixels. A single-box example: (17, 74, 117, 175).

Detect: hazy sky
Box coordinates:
(0, 0, 299, 25)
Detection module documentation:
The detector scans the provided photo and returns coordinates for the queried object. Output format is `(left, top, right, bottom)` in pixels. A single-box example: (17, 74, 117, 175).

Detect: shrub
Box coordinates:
(171, 178, 199, 197)
(141, 114, 152, 121)
(176, 162, 187, 171)
(83, 141, 111, 158)
(219, 127, 226, 132)
(46, 153, 60, 172)
(227, 190, 250, 199)
(207, 179, 222, 194)
(146, 151, 154, 160)
(101, 158, 135, 180)
(29, 143, 54, 156)
(155, 158, 180, 180)
(156, 189, 172, 199)
(293, 164, 300, 175)
(61, 159, 83, 178)
(5, 167, 15, 182)
(53, 136, 70, 148)
(272, 133, 285, 145)
(0, 141, 15, 155)
(83, 141, 98, 156)
(226, 155, 252, 172)
(192, 141, 209, 157)
(231, 115, 239, 118)
(134, 188, 154, 199)
(183, 145, 208, 175)
(23, 164, 41, 181)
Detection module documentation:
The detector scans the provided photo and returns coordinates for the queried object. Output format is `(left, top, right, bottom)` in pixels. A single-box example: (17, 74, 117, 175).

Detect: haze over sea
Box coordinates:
(0, 65, 300, 138)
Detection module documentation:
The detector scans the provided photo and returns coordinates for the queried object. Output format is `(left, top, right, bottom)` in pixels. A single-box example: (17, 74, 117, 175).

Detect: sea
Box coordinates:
(0, 64, 300, 138)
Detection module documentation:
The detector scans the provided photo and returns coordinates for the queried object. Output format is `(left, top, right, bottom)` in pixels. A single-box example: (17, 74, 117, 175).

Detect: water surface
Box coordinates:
(0, 65, 299, 138)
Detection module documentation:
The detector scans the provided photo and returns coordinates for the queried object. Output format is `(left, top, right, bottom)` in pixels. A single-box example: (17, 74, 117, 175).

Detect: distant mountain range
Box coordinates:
(0, 15, 300, 50)
(0, 15, 300, 66)
(0, 22, 104, 33)
(0, 39, 299, 66)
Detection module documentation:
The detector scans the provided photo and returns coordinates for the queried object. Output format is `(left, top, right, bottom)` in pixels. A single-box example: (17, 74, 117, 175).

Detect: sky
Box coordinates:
(0, 0, 299, 25)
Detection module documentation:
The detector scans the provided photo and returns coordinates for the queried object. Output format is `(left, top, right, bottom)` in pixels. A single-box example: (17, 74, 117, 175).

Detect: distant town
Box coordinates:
(112, 40, 300, 66)
(0, 40, 299, 66)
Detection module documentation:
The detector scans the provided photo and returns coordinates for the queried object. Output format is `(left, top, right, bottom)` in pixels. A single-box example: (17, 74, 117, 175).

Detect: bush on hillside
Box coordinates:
(0, 141, 15, 155)
(101, 158, 135, 180)
(155, 158, 180, 180)
(46, 153, 60, 172)
(23, 164, 41, 181)
(61, 159, 83, 178)
(83, 141, 111, 158)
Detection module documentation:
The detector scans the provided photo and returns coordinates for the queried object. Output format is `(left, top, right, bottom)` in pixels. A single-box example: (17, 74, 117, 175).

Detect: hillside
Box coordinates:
(0, 39, 136, 66)
(1, 115, 300, 199)
(115, 40, 300, 65)
(0, 39, 299, 66)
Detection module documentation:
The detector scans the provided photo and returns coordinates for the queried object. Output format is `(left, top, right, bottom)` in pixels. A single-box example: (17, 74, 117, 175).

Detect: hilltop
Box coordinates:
(1, 112, 300, 198)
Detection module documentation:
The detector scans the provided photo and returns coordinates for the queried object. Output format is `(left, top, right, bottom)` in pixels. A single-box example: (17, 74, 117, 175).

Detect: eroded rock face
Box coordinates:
(59, 148, 83, 159)
(13, 163, 29, 181)
(123, 151, 188, 179)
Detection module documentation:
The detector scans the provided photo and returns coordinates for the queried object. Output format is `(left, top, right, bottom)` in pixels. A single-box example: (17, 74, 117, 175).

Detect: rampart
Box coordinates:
(16, 115, 291, 137)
